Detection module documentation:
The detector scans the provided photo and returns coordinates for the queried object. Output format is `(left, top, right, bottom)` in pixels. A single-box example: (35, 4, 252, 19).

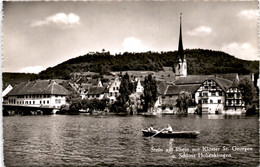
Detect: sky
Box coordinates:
(2, 1, 259, 73)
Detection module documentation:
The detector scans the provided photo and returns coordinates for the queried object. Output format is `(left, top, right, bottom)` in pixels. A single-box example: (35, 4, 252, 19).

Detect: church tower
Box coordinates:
(174, 13, 187, 78)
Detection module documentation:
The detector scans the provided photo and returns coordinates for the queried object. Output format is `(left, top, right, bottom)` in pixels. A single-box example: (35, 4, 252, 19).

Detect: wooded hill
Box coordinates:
(38, 48, 258, 79)
(3, 49, 259, 87)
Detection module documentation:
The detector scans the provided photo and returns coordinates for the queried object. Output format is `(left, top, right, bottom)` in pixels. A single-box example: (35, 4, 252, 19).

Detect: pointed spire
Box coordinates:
(178, 13, 184, 61)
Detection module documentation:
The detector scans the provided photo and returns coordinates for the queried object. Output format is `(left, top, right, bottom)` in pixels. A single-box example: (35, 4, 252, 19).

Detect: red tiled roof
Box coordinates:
(8, 80, 70, 96)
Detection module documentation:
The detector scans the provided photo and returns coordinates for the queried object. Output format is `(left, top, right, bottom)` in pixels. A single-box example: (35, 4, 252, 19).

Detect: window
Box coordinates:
(47, 100, 49, 104)
(110, 93, 112, 96)
(40, 101, 41, 104)
(55, 99, 61, 104)
(210, 100, 213, 103)
(211, 92, 216, 96)
(43, 101, 45, 104)
(218, 100, 221, 104)
(219, 92, 222, 96)
(203, 93, 208, 97)
(33, 101, 35, 104)
(113, 87, 115, 91)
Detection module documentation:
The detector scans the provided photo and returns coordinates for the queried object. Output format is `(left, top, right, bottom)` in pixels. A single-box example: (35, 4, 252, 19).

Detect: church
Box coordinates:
(155, 14, 253, 114)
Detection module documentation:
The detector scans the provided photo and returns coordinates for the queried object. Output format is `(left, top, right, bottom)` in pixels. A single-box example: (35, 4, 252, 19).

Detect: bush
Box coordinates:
(246, 105, 258, 116)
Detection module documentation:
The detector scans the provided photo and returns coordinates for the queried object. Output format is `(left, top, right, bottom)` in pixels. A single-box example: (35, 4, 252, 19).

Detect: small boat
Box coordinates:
(142, 129, 200, 138)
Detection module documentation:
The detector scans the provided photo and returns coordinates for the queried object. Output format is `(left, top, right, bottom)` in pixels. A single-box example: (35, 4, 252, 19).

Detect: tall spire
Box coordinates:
(178, 13, 184, 61)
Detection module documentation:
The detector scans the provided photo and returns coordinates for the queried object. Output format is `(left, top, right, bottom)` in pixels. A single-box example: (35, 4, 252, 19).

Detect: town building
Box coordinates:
(85, 86, 107, 100)
(2, 84, 13, 104)
(6, 80, 70, 109)
(107, 77, 121, 103)
(225, 80, 244, 111)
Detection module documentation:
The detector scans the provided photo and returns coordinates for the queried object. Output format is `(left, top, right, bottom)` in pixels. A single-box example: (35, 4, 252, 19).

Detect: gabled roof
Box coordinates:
(230, 80, 239, 88)
(8, 80, 70, 96)
(87, 86, 106, 95)
(239, 75, 252, 81)
(215, 77, 233, 90)
(87, 79, 99, 85)
(166, 84, 200, 95)
(216, 73, 238, 82)
(157, 82, 169, 95)
(175, 75, 213, 85)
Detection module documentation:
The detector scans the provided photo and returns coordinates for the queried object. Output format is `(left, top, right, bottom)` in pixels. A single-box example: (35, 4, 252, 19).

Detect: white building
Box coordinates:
(108, 77, 121, 103)
(2, 84, 13, 104)
(6, 80, 70, 109)
(136, 79, 144, 93)
(195, 78, 228, 114)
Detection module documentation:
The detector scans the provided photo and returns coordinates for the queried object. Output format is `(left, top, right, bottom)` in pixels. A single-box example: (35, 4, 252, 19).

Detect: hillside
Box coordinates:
(3, 49, 259, 87)
(38, 49, 258, 79)
(2, 73, 38, 89)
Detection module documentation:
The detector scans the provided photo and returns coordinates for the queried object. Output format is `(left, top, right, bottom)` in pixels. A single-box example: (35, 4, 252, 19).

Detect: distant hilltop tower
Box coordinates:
(174, 13, 187, 78)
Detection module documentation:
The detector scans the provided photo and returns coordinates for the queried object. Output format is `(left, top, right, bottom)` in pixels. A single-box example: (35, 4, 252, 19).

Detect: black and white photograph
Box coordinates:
(2, 1, 259, 166)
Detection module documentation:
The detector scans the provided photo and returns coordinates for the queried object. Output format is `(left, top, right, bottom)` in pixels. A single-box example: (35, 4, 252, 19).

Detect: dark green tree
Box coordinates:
(116, 73, 134, 113)
(176, 91, 192, 113)
(238, 78, 256, 106)
(142, 74, 157, 112)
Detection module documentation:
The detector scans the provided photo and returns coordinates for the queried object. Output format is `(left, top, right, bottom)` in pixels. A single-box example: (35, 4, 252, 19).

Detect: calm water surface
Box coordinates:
(3, 114, 259, 166)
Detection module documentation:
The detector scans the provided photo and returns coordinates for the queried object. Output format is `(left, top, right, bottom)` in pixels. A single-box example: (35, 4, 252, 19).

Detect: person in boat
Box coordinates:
(148, 125, 154, 132)
(164, 124, 173, 133)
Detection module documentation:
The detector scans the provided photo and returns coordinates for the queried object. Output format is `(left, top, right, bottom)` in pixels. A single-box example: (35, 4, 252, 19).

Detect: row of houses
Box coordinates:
(2, 71, 255, 114)
(155, 74, 254, 114)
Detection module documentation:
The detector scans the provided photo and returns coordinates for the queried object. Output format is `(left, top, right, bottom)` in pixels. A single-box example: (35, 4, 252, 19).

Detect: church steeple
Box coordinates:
(178, 13, 184, 62)
(173, 13, 187, 78)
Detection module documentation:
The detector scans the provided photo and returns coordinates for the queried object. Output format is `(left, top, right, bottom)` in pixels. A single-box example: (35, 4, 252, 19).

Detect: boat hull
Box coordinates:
(142, 130, 199, 138)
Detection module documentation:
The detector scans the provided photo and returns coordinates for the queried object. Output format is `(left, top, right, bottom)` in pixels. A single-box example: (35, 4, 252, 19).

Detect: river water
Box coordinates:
(3, 114, 259, 166)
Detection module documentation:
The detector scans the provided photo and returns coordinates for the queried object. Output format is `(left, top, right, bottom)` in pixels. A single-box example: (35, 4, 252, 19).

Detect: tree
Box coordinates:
(142, 74, 157, 112)
(176, 91, 192, 113)
(116, 73, 134, 113)
(238, 78, 256, 106)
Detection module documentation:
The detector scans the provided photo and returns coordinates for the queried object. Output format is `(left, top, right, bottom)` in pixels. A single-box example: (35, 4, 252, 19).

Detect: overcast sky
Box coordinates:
(2, 1, 258, 73)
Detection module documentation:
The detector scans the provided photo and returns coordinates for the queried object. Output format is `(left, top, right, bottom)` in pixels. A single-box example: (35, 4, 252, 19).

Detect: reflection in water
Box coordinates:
(3, 115, 259, 166)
